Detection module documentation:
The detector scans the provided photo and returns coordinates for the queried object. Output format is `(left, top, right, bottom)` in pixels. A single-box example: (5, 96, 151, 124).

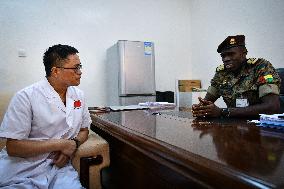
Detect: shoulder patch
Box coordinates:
(216, 64, 224, 72)
(247, 58, 259, 65)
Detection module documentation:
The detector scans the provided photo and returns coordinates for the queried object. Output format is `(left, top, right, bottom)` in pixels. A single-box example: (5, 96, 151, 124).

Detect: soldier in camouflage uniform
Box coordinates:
(192, 35, 281, 118)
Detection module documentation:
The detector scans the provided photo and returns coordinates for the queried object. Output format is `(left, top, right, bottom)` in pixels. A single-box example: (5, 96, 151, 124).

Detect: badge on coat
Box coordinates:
(74, 100, 82, 109)
(236, 98, 249, 107)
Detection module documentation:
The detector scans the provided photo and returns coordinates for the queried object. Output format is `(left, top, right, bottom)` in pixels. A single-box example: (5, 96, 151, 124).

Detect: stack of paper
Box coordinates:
(138, 102, 176, 107)
(259, 113, 284, 127)
(109, 105, 149, 111)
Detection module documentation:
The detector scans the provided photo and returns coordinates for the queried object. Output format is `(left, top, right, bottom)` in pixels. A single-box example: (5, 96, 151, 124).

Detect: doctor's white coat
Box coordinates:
(0, 78, 91, 189)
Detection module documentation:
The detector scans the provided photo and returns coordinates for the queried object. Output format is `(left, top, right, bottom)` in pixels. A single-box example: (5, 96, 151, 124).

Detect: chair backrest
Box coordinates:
(280, 96, 284, 113)
(0, 140, 6, 150)
(0, 92, 13, 123)
(0, 92, 13, 150)
(276, 68, 284, 94)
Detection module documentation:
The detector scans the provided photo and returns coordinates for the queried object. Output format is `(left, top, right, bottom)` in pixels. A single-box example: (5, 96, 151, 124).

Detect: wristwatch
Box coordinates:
(221, 108, 230, 118)
(71, 138, 80, 149)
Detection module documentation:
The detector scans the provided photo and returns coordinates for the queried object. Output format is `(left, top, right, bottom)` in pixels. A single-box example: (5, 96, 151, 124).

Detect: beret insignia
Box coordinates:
(216, 64, 224, 72)
(247, 58, 258, 64)
(230, 38, 236, 45)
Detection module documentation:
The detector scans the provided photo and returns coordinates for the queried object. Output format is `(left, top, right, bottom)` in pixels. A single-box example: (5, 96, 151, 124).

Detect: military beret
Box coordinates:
(217, 35, 246, 53)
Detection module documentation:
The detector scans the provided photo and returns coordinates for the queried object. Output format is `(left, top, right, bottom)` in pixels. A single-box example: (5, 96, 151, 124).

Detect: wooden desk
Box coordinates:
(90, 110, 284, 189)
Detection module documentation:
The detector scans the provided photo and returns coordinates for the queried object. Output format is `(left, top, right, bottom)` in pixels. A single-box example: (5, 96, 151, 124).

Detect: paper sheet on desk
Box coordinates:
(138, 102, 175, 107)
(259, 113, 284, 127)
(109, 105, 149, 111)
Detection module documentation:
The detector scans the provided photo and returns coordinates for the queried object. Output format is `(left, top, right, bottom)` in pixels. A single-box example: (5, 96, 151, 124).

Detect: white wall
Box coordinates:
(0, 0, 191, 106)
(1, 0, 284, 108)
(189, 0, 284, 90)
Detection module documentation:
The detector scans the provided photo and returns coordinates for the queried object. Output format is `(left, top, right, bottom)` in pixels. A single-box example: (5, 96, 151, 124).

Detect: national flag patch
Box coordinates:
(264, 74, 273, 83)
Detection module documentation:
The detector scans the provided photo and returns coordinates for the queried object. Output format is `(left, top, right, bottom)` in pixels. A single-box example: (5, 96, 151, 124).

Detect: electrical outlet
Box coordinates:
(18, 49, 27, 57)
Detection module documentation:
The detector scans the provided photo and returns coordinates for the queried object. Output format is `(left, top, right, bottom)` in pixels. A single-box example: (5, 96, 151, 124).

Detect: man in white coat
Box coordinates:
(0, 44, 91, 188)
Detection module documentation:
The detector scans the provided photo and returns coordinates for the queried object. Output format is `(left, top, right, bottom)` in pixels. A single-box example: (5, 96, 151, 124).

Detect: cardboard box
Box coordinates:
(178, 80, 201, 92)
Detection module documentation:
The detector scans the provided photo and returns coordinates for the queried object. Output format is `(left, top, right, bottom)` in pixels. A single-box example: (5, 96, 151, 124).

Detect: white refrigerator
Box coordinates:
(106, 40, 156, 106)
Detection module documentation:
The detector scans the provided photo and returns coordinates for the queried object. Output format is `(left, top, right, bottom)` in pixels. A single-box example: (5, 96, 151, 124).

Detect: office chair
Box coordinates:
(276, 68, 284, 113)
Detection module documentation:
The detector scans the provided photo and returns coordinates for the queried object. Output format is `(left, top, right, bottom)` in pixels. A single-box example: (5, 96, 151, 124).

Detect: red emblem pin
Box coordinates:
(74, 100, 81, 109)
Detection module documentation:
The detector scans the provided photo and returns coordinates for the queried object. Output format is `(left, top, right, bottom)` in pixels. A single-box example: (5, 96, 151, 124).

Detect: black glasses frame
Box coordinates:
(56, 64, 82, 73)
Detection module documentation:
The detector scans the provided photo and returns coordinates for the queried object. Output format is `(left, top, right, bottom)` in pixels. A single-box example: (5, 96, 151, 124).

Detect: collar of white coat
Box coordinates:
(41, 77, 80, 113)
(42, 77, 78, 100)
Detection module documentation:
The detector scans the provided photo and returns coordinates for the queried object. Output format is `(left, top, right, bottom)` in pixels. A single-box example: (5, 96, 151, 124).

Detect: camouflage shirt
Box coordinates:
(207, 58, 281, 108)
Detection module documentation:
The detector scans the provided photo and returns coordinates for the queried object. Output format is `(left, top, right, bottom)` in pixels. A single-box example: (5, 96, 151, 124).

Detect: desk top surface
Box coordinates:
(91, 109, 284, 188)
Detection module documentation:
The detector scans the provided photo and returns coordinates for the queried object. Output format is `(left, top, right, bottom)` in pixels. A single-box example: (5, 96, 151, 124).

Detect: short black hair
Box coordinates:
(43, 44, 79, 77)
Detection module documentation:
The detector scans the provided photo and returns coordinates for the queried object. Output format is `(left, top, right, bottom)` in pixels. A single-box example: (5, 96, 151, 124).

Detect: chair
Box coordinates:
(276, 68, 284, 113)
(0, 130, 110, 189)
(280, 96, 284, 113)
(0, 92, 13, 123)
(276, 68, 284, 94)
(72, 130, 110, 189)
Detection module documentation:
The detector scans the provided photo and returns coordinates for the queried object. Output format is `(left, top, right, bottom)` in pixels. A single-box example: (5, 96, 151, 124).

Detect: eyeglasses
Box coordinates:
(56, 64, 82, 73)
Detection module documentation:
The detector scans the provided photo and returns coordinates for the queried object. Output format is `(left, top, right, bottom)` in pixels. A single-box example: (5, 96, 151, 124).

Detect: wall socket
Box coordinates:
(18, 49, 27, 57)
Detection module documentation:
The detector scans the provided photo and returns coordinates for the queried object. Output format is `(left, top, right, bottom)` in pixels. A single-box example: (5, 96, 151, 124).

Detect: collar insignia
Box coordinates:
(247, 58, 258, 64)
(216, 64, 224, 72)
